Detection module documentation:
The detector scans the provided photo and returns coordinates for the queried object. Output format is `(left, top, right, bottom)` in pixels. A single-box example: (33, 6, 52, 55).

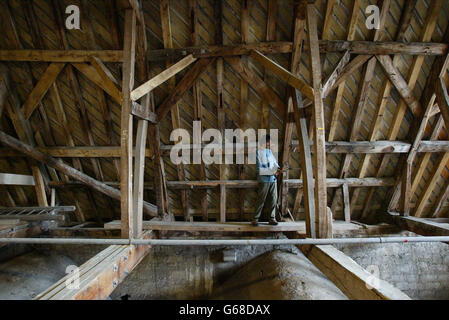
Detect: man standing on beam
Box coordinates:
(252, 134, 282, 226)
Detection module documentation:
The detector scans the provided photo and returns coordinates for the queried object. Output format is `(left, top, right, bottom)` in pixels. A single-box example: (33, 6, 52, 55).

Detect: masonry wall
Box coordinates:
(336, 241, 449, 300)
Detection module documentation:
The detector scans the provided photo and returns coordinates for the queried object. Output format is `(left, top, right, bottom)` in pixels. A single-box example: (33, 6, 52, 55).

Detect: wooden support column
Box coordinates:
(217, 57, 226, 223)
(131, 1, 151, 238)
(121, 9, 137, 238)
(132, 120, 147, 238)
(342, 183, 350, 222)
(281, 1, 305, 217)
(292, 89, 315, 238)
(215, 0, 226, 222)
(306, 4, 328, 238)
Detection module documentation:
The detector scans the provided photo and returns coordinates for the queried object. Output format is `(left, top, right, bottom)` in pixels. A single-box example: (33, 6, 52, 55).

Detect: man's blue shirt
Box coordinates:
(256, 148, 280, 183)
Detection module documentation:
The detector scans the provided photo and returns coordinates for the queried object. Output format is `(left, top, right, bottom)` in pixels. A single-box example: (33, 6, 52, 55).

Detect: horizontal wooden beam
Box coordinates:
(4, 140, 448, 158)
(0, 50, 124, 62)
(147, 41, 448, 61)
(417, 141, 449, 152)
(393, 215, 449, 237)
(105, 220, 305, 232)
(35, 231, 154, 300)
(49, 177, 395, 190)
(0, 173, 35, 185)
(105, 220, 400, 237)
(131, 102, 157, 123)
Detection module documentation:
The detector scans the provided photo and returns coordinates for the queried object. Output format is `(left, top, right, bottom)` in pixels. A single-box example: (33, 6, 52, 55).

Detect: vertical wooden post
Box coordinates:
(281, 0, 304, 217)
(133, 119, 148, 238)
(32, 165, 48, 207)
(217, 57, 226, 223)
(121, 9, 136, 238)
(215, 0, 226, 223)
(342, 183, 351, 222)
(292, 89, 315, 238)
(306, 4, 328, 238)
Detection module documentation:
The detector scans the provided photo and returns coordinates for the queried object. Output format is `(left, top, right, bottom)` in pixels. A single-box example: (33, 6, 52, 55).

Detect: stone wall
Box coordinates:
(336, 241, 449, 300)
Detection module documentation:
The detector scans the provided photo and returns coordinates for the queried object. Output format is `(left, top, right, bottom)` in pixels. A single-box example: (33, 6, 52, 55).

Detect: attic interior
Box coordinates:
(0, 0, 449, 301)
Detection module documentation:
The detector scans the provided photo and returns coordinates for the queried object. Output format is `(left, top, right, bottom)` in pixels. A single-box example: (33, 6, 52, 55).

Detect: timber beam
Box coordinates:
(146, 41, 448, 61)
(49, 177, 396, 190)
(392, 215, 449, 237)
(35, 231, 155, 300)
(290, 236, 411, 299)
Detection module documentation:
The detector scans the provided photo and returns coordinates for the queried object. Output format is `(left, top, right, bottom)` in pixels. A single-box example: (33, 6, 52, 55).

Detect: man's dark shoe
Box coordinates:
(251, 220, 259, 226)
(268, 219, 278, 226)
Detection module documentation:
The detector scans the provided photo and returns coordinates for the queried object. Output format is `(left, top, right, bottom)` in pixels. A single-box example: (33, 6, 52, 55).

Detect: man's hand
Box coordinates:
(274, 168, 285, 177)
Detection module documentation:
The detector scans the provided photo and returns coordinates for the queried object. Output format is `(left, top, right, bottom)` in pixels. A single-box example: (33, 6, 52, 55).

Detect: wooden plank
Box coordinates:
(22, 62, 65, 120)
(35, 231, 154, 300)
(322, 50, 351, 98)
(71, 63, 122, 104)
(376, 54, 421, 116)
(397, 90, 436, 215)
(225, 56, 287, 119)
(130, 54, 197, 101)
(414, 152, 449, 218)
(121, 9, 137, 238)
(280, 1, 305, 218)
(292, 89, 315, 237)
(0, 173, 35, 186)
(132, 120, 148, 238)
(0, 50, 124, 62)
(250, 50, 314, 100)
(327, 0, 361, 141)
(155, 58, 215, 121)
(393, 216, 449, 236)
(146, 41, 448, 61)
(50, 177, 395, 190)
(31, 166, 48, 207)
(322, 54, 371, 99)
(342, 183, 350, 222)
(430, 181, 449, 218)
(131, 101, 157, 123)
(295, 242, 410, 300)
(89, 56, 120, 86)
(306, 4, 328, 238)
(104, 220, 337, 233)
(0, 140, 421, 158)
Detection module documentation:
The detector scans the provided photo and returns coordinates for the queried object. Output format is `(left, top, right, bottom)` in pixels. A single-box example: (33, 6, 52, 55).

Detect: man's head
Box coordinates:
(264, 134, 271, 149)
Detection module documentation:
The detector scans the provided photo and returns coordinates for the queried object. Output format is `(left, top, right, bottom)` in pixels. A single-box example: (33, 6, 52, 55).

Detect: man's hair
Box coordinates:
(264, 134, 271, 142)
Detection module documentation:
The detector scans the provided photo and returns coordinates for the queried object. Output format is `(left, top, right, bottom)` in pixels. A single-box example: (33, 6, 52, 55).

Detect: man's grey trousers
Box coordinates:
(253, 181, 277, 221)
